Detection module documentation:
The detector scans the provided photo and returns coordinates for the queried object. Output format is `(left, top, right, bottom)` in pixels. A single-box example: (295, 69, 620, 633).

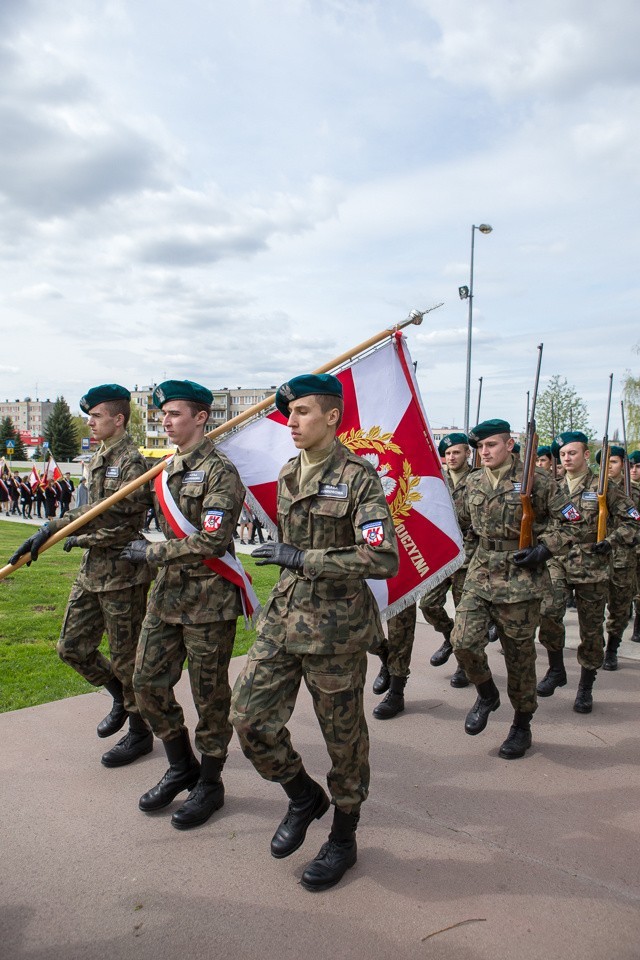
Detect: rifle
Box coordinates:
(550, 399, 558, 480)
(597, 374, 614, 542)
(519, 343, 543, 549)
(472, 377, 483, 469)
(621, 400, 631, 497)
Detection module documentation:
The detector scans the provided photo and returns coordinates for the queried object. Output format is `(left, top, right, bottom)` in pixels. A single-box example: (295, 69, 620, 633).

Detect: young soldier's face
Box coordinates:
(162, 401, 208, 451)
(444, 445, 469, 470)
(88, 403, 124, 442)
(536, 455, 552, 471)
(477, 434, 513, 469)
(560, 442, 589, 475)
(287, 396, 338, 452)
(607, 456, 623, 480)
(630, 463, 640, 483)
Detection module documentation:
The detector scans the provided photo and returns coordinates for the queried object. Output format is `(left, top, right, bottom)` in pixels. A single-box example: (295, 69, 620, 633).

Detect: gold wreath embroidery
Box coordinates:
(339, 428, 422, 524)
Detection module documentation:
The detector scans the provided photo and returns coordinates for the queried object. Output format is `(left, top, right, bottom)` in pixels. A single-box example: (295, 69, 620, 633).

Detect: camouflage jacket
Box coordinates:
(144, 437, 245, 625)
(445, 464, 474, 568)
(607, 478, 640, 569)
(256, 439, 399, 656)
(459, 454, 560, 603)
(547, 469, 640, 582)
(49, 433, 151, 593)
(632, 481, 640, 556)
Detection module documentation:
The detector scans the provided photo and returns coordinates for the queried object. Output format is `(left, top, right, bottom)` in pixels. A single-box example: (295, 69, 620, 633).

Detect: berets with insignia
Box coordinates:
(628, 450, 640, 465)
(595, 445, 626, 464)
(79, 383, 130, 414)
(537, 445, 552, 458)
(551, 431, 589, 459)
(275, 373, 343, 418)
(468, 419, 511, 449)
(152, 380, 213, 409)
(438, 432, 469, 457)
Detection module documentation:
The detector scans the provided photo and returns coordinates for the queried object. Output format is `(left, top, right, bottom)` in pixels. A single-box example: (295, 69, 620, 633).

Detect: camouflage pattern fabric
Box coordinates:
(539, 574, 608, 670)
(134, 615, 236, 756)
(606, 478, 640, 636)
(232, 439, 399, 811)
(57, 582, 148, 715)
(382, 602, 417, 677)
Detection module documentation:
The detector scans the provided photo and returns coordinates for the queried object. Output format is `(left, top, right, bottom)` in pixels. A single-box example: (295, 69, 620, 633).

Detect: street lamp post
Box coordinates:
(460, 223, 492, 432)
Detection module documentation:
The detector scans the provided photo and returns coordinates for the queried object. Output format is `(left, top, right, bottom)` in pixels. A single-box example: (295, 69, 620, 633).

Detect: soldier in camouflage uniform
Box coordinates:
(9, 384, 154, 767)
(231, 373, 399, 892)
(119, 380, 245, 830)
(596, 446, 640, 668)
(451, 419, 562, 760)
(629, 451, 640, 642)
(538, 432, 639, 711)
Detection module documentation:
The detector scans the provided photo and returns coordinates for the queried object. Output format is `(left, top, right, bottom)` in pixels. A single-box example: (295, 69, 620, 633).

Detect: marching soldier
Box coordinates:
(537, 432, 639, 711)
(536, 446, 554, 473)
(119, 380, 246, 830)
(629, 450, 640, 642)
(231, 374, 399, 891)
(450, 420, 560, 760)
(9, 385, 154, 766)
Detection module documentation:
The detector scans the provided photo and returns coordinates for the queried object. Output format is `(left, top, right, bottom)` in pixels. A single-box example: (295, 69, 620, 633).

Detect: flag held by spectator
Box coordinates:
(43, 455, 63, 483)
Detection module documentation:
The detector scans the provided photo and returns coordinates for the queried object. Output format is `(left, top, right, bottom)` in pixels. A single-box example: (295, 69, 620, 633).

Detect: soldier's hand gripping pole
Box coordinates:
(597, 374, 614, 542)
(519, 343, 544, 550)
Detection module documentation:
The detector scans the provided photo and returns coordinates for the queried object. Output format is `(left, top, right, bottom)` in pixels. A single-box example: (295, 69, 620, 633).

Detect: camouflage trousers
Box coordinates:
(133, 614, 236, 758)
(231, 639, 369, 813)
(419, 567, 467, 637)
(451, 591, 539, 714)
(57, 582, 148, 716)
(606, 565, 636, 638)
(378, 603, 416, 677)
(539, 565, 607, 670)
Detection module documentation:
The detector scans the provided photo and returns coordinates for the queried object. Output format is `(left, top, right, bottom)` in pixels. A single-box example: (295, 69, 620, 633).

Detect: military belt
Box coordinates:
(479, 536, 520, 552)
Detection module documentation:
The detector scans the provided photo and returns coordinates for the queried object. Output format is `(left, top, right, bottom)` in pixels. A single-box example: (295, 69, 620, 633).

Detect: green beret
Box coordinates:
(79, 383, 130, 413)
(551, 431, 589, 459)
(438, 432, 469, 457)
(628, 450, 640, 465)
(153, 380, 213, 408)
(595, 445, 626, 464)
(537, 446, 552, 458)
(468, 419, 511, 449)
(275, 373, 343, 418)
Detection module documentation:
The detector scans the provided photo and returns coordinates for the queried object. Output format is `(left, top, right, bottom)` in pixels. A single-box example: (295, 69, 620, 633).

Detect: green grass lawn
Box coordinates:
(0, 522, 278, 713)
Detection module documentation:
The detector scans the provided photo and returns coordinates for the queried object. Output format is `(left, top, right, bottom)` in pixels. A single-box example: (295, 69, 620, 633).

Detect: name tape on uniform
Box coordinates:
(182, 471, 205, 484)
(318, 482, 348, 499)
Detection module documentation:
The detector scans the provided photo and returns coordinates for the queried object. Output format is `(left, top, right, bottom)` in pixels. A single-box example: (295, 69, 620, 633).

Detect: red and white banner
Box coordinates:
(43, 455, 62, 482)
(29, 465, 40, 492)
(153, 465, 260, 627)
(218, 333, 464, 619)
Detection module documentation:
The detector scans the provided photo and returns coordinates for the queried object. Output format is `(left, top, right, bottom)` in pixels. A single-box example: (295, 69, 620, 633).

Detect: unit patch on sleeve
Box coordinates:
(561, 502, 582, 522)
(362, 520, 385, 547)
(203, 509, 224, 532)
(628, 506, 640, 521)
(182, 471, 205, 484)
(318, 482, 348, 499)
(105, 467, 120, 479)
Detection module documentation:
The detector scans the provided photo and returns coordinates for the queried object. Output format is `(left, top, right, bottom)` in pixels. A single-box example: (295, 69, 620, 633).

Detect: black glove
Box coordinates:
(512, 544, 552, 569)
(592, 539, 612, 556)
(120, 540, 150, 563)
(63, 536, 80, 553)
(9, 525, 52, 566)
(252, 542, 305, 571)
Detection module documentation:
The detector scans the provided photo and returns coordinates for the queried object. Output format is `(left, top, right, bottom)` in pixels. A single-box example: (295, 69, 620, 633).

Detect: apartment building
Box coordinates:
(0, 397, 55, 448)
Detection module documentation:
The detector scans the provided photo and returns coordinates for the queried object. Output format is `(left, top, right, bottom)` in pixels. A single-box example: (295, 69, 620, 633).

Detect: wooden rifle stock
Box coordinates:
(519, 430, 538, 549)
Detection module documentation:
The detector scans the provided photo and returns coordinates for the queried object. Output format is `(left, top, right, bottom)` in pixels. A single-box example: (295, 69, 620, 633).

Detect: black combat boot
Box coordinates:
(464, 677, 500, 735)
(270, 768, 330, 859)
(430, 633, 453, 667)
(498, 711, 533, 760)
(300, 807, 359, 892)
(449, 662, 470, 688)
(536, 650, 567, 697)
(603, 635, 622, 671)
(573, 667, 597, 714)
(96, 677, 127, 738)
(101, 713, 153, 767)
(372, 675, 407, 719)
(631, 611, 640, 643)
(372, 650, 390, 695)
(138, 729, 200, 812)
(170, 755, 225, 830)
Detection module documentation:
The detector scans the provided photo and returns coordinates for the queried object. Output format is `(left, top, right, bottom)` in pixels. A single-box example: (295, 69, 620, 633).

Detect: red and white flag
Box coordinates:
(29, 465, 40, 492)
(218, 333, 464, 619)
(43, 455, 62, 482)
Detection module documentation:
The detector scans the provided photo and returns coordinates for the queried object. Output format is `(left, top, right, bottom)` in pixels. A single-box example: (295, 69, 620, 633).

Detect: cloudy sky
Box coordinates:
(1, 0, 638, 436)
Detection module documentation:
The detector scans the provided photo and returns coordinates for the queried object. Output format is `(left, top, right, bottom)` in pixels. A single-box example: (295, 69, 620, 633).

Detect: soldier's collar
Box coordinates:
(172, 435, 212, 471)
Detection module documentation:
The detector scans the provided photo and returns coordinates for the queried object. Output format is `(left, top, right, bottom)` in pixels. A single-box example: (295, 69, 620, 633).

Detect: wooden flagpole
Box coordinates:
(0, 305, 438, 580)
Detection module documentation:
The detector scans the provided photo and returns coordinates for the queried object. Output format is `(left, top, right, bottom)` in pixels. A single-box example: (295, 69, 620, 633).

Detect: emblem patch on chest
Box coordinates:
(511, 482, 522, 493)
(561, 502, 582, 522)
(105, 467, 120, 479)
(628, 506, 640, 521)
(203, 509, 224, 532)
(318, 482, 348, 499)
(581, 491, 597, 501)
(362, 520, 384, 547)
(182, 471, 205, 484)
